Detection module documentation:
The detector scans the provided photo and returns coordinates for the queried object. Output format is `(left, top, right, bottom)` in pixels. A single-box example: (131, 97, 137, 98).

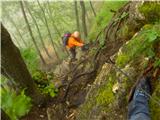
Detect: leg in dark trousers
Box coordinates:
(69, 47, 77, 61)
(128, 77, 151, 120)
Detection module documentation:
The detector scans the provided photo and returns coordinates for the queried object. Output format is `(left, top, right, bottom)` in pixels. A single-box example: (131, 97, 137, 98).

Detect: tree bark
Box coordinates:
(80, 1, 88, 39)
(1, 24, 46, 104)
(20, 1, 46, 65)
(24, 2, 52, 59)
(37, 0, 60, 61)
(90, 1, 96, 17)
(74, 1, 80, 32)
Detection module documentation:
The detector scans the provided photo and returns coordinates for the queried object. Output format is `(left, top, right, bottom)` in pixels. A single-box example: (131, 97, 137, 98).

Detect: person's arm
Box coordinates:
(78, 38, 84, 43)
(71, 38, 84, 47)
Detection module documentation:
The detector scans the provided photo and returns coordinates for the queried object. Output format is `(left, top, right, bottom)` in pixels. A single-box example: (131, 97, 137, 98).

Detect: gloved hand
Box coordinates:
(81, 44, 89, 51)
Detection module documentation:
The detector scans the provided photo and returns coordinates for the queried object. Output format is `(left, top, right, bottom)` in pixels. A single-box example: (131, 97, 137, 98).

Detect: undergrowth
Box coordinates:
(1, 78, 32, 120)
(88, 1, 127, 41)
(116, 24, 160, 68)
(33, 70, 58, 97)
(20, 47, 38, 74)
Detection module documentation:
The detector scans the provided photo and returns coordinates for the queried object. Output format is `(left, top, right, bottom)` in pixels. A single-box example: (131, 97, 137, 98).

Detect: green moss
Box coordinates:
(150, 84, 160, 120)
(116, 54, 130, 68)
(139, 2, 160, 23)
(96, 75, 115, 105)
(116, 24, 160, 68)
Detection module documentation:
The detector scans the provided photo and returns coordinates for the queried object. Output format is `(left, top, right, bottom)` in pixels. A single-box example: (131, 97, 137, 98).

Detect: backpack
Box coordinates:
(62, 32, 71, 46)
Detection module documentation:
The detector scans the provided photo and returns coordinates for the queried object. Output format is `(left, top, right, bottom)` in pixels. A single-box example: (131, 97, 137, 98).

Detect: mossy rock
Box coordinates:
(150, 83, 160, 120)
(139, 2, 160, 23)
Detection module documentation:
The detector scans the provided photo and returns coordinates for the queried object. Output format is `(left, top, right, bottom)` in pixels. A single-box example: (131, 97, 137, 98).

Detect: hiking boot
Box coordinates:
(128, 76, 152, 103)
(135, 76, 151, 97)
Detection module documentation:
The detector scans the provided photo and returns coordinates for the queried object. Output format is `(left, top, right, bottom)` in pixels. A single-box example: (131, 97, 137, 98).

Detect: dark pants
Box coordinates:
(69, 47, 76, 60)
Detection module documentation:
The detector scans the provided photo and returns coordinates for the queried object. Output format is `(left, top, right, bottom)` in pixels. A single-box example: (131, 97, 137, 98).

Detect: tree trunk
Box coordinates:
(1, 24, 46, 104)
(20, 1, 46, 65)
(3, 10, 27, 47)
(46, 2, 61, 38)
(24, 2, 52, 59)
(74, 1, 80, 32)
(37, 0, 60, 61)
(46, 1, 69, 56)
(90, 1, 96, 17)
(80, 1, 88, 39)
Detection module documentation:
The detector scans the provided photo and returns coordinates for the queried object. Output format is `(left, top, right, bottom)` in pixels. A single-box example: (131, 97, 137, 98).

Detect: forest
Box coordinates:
(1, 1, 160, 120)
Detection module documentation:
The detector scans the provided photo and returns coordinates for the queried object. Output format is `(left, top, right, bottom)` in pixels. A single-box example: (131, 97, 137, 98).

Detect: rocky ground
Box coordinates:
(22, 1, 160, 120)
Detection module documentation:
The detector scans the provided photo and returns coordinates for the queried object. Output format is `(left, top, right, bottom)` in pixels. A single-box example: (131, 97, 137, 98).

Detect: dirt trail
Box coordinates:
(47, 41, 122, 120)
(21, 38, 123, 120)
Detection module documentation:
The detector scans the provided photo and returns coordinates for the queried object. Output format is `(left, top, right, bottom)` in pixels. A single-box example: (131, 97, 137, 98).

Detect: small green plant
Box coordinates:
(1, 88, 32, 120)
(33, 70, 58, 97)
(43, 83, 58, 97)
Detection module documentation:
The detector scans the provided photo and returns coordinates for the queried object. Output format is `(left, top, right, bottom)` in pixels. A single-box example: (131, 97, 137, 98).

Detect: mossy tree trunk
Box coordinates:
(1, 24, 46, 104)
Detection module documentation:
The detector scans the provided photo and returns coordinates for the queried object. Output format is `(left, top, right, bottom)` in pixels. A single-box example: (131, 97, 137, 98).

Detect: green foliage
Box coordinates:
(33, 70, 58, 97)
(43, 83, 58, 97)
(154, 58, 160, 68)
(139, 2, 160, 23)
(1, 88, 32, 120)
(88, 1, 127, 41)
(96, 75, 115, 105)
(150, 84, 160, 120)
(21, 47, 38, 74)
(116, 24, 160, 68)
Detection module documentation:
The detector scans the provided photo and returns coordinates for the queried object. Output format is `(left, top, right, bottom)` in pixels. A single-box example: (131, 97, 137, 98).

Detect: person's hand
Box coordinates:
(81, 44, 89, 51)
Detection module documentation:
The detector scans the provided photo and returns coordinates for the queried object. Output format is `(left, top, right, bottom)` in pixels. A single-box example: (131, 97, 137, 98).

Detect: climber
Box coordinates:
(62, 31, 88, 62)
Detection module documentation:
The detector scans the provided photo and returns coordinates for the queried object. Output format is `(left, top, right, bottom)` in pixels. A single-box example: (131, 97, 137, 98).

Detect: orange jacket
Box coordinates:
(67, 34, 84, 48)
